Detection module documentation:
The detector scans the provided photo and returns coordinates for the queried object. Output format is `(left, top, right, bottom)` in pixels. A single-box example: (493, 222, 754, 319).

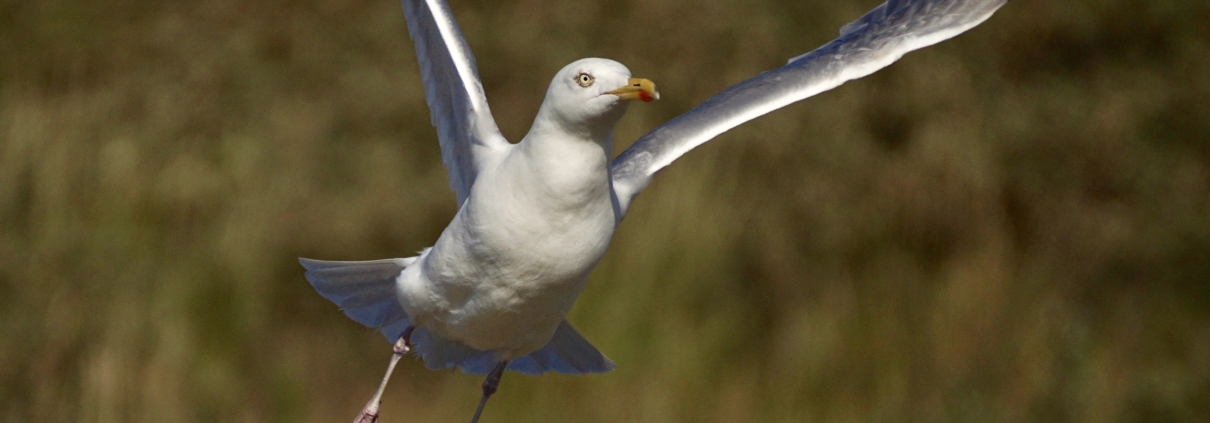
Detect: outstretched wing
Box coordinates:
(610, 0, 1006, 215)
(402, 0, 510, 205)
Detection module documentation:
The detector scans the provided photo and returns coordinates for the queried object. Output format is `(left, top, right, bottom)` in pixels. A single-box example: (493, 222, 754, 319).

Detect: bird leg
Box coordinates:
(468, 360, 508, 423)
(353, 326, 415, 423)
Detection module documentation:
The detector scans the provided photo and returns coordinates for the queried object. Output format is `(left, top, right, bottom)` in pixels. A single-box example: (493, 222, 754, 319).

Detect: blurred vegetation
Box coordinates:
(2, 0, 1209, 421)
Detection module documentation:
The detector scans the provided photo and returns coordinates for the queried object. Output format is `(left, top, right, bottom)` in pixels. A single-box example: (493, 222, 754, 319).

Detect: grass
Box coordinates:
(2, 0, 1208, 421)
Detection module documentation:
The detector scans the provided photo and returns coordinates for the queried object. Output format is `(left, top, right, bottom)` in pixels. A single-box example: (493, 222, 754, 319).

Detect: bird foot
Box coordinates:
(353, 400, 380, 423)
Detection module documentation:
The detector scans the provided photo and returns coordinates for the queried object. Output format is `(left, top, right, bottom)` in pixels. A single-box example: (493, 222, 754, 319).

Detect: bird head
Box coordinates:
(537, 58, 659, 140)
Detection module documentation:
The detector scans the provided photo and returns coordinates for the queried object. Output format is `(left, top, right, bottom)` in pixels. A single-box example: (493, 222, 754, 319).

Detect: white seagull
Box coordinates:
(300, 0, 1007, 421)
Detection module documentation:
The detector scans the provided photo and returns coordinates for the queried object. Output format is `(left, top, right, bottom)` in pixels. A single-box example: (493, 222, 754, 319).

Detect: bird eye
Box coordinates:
(576, 72, 594, 87)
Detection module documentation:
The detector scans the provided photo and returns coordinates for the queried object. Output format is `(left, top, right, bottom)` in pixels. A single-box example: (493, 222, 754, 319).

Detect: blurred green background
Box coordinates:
(3, 0, 1209, 421)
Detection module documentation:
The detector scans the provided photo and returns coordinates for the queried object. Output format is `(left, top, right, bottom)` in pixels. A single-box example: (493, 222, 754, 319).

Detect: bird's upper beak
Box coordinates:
(606, 78, 660, 102)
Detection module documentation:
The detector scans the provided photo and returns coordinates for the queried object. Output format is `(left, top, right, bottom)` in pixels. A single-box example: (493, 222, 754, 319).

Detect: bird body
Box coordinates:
(398, 59, 631, 359)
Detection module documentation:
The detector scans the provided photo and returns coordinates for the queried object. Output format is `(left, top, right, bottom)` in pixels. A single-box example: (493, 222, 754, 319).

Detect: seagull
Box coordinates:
(300, 0, 1007, 421)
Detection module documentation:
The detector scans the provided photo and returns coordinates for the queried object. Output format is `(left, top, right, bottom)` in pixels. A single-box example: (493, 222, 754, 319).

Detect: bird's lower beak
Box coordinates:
(606, 78, 660, 102)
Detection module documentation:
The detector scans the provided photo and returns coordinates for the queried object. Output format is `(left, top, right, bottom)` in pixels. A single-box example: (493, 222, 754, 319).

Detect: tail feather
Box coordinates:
(508, 320, 616, 375)
(300, 257, 416, 340)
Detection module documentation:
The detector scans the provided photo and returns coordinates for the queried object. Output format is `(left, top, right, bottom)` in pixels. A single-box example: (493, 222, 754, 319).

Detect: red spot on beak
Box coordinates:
(639, 91, 653, 102)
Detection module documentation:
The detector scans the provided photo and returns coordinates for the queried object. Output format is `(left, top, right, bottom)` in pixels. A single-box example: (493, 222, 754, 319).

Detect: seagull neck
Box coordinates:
(520, 121, 614, 170)
(513, 102, 623, 203)
(531, 101, 625, 145)
(518, 116, 615, 200)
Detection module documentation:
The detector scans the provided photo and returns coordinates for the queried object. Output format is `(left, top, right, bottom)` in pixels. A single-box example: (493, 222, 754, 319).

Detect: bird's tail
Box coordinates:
(509, 320, 617, 375)
(410, 319, 617, 376)
(300, 254, 426, 341)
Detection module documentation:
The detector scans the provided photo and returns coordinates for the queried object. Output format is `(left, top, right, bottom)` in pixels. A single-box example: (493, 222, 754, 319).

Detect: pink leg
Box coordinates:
(353, 327, 414, 423)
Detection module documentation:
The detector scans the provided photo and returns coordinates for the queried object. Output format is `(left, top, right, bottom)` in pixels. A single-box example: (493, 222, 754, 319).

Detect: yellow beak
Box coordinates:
(605, 78, 660, 102)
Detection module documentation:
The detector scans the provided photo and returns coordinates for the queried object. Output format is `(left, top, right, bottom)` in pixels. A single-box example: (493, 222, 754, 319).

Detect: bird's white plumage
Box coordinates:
(304, 0, 1007, 377)
(398, 58, 635, 360)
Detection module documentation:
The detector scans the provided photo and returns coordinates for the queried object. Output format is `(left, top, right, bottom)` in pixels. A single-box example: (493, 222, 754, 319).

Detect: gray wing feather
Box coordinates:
(610, 0, 1006, 215)
(403, 0, 509, 205)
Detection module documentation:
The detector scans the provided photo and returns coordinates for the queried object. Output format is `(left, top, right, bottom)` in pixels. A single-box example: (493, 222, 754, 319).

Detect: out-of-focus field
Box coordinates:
(2, 0, 1209, 421)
